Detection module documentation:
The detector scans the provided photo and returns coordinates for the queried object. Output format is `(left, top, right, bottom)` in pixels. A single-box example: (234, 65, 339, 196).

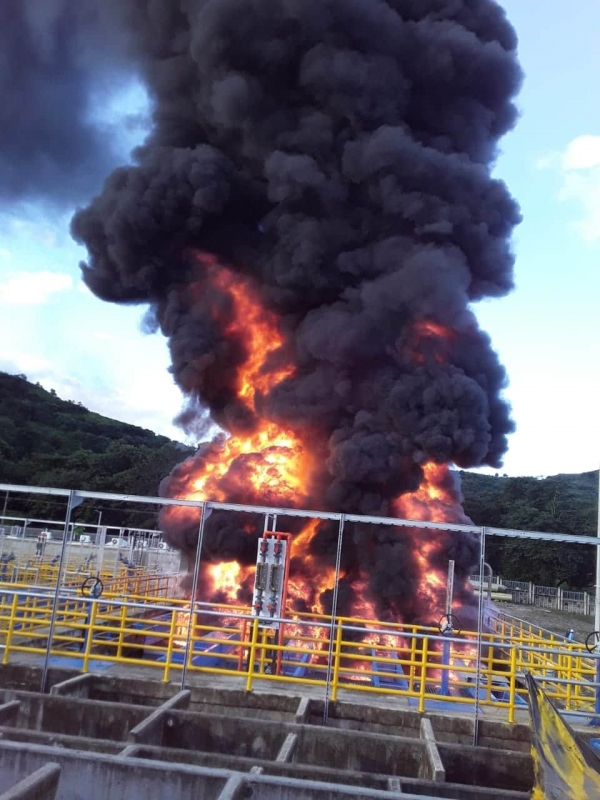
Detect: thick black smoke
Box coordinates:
(0, 0, 134, 207)
(71, 0, 522, 620)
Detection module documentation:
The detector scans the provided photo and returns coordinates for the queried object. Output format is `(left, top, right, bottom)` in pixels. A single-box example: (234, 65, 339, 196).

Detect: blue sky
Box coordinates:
(0, 0, 598, 478)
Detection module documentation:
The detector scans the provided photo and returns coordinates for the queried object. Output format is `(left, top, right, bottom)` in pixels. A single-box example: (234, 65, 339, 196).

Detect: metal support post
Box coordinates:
(180, 503, 207, 689)
(40, 491, 80, 693)
(440, 560, 455, 697)
(323, 515, 345, 725)
(473, 528, 486, 746)
(592, 467, 600, 726)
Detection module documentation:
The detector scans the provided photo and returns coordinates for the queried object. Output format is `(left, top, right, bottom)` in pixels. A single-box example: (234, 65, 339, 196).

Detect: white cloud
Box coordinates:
(538, 135, 600, 241)
(0, 351, 51, 376)
(562, 135, 600, 171)
(0, 270, 74, 305)
(0, 353, 187, 444)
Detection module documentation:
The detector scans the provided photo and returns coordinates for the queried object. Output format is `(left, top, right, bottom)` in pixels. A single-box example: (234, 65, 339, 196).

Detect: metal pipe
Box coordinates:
(180, 503, 207, 689)
(1, 481, 598, 543)
(595, 464, 600, 635)
(473, 528, 487, 747)
(40, 491, 79, 693)
(323, 515, 345, 725)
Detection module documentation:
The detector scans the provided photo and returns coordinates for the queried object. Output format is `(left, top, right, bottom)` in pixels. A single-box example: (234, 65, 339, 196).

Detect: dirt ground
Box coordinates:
(495, 601, 596, 644)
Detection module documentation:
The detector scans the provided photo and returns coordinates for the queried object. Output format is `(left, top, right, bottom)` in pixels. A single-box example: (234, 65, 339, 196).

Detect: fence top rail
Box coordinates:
(2, 482, 599, 544)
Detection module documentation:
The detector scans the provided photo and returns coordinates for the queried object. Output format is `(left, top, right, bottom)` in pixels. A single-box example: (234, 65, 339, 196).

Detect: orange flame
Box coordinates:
(168, 259, 472, 640)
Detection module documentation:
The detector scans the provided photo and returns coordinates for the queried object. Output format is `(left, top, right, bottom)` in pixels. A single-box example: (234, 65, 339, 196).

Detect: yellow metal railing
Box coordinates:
(1, 587, 599, 723)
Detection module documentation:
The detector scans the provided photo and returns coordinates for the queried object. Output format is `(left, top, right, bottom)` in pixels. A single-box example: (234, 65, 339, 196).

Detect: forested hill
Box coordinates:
(0, 371, 597, 587)
(460, 469, 598, 587)
(0, 371, 193, 499)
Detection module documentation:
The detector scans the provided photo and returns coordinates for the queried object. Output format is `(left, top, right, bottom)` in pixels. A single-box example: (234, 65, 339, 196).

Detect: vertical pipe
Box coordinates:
(323, 515, 345, 725)
(180, 502, 207, 690)
(2, 592, 19, 665)
(40, 491, 78, 693)
(440, 639, 451, 696)
(418, 638, 428, 713)
(595, 464, 600, 634)
(82, 600, 98, 673)
(508, 645, 518, 724)
(331, 623, 343, 702)
(163, 606, 178, 683)
(245, 616, 260, 692)
(592, 466, 600, 724)
(473, 527, 486, 746)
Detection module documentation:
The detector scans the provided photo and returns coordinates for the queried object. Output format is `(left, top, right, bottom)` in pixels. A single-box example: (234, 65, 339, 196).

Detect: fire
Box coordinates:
(177, 256, 313, 509)
(406, 319, 455, 365)
(393, 462, 465, 617)
(167, 258, 472, 664)
(207, 561, 247, 601)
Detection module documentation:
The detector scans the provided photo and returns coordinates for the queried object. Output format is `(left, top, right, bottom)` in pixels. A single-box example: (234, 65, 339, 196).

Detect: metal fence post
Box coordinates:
(40, 491, 80, 693)
(180, 502, 207, 690)
(323, 515, 345, 725)
(473, 527, 486, 746)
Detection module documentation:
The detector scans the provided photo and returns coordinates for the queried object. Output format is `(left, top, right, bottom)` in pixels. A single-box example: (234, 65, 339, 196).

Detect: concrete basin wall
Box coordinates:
(11, 693, 150, 740)
(162, 710, 285, 759)
(0, 743, 228, 800)
(437, 742, 533, 792)
(292, 727, 425, 776)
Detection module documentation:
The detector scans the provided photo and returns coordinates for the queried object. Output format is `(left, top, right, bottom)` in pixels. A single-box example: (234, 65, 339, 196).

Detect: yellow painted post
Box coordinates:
(566, 647, 574, 710)
(2, 593, 19, 665)
(418, 638, 428, 713)
(259, 629, 267, 674)
(508, 646, 518, 723)
(162, 608, 178, 683)
(409, 632, 417, 694)
(116, 604, 127, 660)
(245, 617, 260, 692)
(331, 623, 343, 702)
(486, 644, 494, 702)
(82, 601, 98, 673)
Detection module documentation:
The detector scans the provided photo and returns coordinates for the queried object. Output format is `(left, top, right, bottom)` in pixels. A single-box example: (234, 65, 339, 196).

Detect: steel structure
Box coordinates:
(1, 481, 600, 743)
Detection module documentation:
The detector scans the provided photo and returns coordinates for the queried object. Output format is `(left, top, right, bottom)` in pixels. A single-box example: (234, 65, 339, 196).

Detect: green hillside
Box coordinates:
(460, 469, 598, 588)
(0, 371, 193, 527)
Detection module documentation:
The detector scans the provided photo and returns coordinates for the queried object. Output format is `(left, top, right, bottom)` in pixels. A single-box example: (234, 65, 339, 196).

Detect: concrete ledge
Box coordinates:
(420, 718, 445, 782)
(50, 674, 94, 698)
(128, 691, 192, 745)
(0, 762, 61, 800)
(276, 733, 297, 763)
(0, 703, 20, 726)
(162, 690, 191, 711)
(294, 697, 310, 724)
(118, 745, 142, 758)
(215, 775, 244, 800)
(128, 710, 166, 745)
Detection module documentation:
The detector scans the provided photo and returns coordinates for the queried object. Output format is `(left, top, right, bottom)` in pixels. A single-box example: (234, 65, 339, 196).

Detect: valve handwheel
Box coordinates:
(585, 631, 600, 653)
(81, 576, 103, 598)
(438, 614, 461, 636)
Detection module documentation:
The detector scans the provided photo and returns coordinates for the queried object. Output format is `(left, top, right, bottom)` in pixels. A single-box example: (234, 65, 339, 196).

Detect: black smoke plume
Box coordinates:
(71, 0, 522, 621)
(0, 0, 133, 207)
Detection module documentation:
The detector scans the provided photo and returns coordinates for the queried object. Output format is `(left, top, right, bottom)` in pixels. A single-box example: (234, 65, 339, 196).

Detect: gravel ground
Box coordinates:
(495, 601, 596, 644)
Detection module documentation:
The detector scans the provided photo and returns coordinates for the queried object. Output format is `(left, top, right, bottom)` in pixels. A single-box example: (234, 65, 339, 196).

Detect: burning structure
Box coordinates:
(70, 0, 522, 629)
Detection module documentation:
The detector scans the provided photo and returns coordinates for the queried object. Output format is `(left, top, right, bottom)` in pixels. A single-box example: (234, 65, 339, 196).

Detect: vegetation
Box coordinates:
(460, 469, 598, 589)
(0, 371, 193, 528)
(0, 371, 597, 586)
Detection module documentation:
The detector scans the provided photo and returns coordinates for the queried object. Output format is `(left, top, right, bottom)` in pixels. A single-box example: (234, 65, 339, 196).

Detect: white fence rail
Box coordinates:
(470, 574, 595, 615)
